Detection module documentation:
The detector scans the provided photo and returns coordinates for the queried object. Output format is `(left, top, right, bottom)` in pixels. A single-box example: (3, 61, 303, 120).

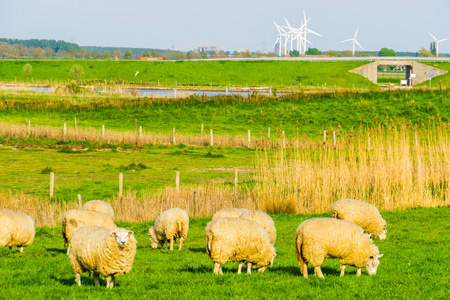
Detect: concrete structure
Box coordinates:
(350, 60, 447, 85)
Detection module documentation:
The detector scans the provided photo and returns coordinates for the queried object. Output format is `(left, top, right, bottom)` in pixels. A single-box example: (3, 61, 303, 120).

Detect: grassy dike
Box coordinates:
(0, 207, 448, 299)
(0, 59, 374, 88)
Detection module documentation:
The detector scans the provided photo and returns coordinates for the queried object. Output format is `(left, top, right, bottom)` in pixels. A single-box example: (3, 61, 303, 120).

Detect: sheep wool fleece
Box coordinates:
(331, 199, 387, 239)
(206, 218, 276, 269)
(69, 226, 137, 278)
(0, 209, 35, 249)
(82, 200, 115, 220)
(239, 210, 277, 245)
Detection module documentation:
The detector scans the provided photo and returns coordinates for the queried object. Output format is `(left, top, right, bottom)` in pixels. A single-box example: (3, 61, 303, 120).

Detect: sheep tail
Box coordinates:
(177, 220, 182, 233)
(206, 234, 213, 255)
(330, 208, 338, 219)
(295, 233, 305, 274)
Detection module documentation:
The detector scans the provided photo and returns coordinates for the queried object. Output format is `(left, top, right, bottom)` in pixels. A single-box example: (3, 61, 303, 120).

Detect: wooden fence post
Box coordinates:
(323, 130, 326, 143)
(28, 120, 31, 136)
(63, 123, 67, 138)
(333, 131, 336, 146)
(172, 128, 176, 144)
(268, 127, 270, 138)
(139, 126, 142, 138)
(248, 130, 251, 147)
(118, 173, 123, 199)
(210, 129, 213, 146)
(175, 171, 180, 191)
(282, 131, 286, 148)
(77, 194, 82, 208)
(49, 172, 54, 198)
(102, 125, 105, 138)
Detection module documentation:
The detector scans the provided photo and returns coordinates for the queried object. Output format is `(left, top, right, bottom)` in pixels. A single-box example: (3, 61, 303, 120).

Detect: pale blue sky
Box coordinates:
(1, 0, 449, 53)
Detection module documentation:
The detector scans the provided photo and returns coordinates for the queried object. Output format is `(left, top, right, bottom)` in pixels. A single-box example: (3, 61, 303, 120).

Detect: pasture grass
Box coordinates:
(0, 90, 448, 139)
(0, 206, 448, 299)
(0, 60, 373, 89)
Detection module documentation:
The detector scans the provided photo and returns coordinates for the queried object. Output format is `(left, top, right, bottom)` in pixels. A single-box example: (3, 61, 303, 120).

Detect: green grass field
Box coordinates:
(0, 60, 374, 88)
(0, 206, 448, 299)
(1, 90, 448, 138)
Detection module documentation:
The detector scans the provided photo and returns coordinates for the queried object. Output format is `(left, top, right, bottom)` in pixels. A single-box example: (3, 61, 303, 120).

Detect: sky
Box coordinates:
(1, 0, 449, 53)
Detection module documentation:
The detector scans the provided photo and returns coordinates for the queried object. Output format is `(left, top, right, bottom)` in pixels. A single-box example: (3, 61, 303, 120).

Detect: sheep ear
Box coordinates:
(128, 231, 134, 236)
(378, 254, 383, 258)
(111, 231, 117, 237)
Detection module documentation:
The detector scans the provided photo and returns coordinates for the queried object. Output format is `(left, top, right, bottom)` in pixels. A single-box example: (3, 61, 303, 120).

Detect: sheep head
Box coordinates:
(364, 253, 383, 275)
(147, 227, 159, 249)
(111, 229, 134, 248)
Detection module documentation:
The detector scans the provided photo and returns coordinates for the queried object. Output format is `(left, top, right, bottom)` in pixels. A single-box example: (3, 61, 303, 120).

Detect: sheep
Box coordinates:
(0, 209, 35, 252)
(82, 200, 115, 220)
(295, 218, 383, 278)
(68, 225, 136, 289)
(62, 209, 116, 253)
(205, 217, 276, 275)
(239, 210, 277, 245)
(331, 199, 387, 239)
(148, 208, 189, 251)
(212, 208, 249, 219)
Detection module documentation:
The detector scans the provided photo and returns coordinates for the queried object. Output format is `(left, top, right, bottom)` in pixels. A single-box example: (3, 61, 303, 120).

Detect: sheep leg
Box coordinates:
(340, 264, 346, 277)
(106, 275, 114, 288)
(220, 267, 223, 275)
(20, 247, 24, 253)
(247, 262, 252, 274)
(238, 262, 243, 274)
(302, 262, 308, 278)
(314, 266, 324, 279)
(213, 263, 221, 275)
(93, 273, 100, 286)
(356, 268, 362, 276)
(164, 240, 168, 249)
(9, 246, 12, 251)
(169, 237, 174, 251)
(75, 273, 81, 286)
(178, 237, 184, 250)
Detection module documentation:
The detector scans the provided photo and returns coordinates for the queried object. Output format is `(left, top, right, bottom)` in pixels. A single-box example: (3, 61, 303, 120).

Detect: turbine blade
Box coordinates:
(283, 17, 292, 28)
(341, 38, 353, 43)
(355, 40, 364, 50)
(354, 26, 359, 39)
(428, 32, 438, 41)
(439, 37, 450, 42)
(307, 29, 322, 37)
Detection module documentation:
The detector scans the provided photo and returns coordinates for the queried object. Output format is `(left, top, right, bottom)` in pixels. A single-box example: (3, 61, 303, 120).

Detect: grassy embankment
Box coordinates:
(0, 60, 375, 89)
(0, 207, 448, 299)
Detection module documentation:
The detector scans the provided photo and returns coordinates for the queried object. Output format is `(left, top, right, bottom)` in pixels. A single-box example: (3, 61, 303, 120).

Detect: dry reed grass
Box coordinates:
(254, 122, 449, 214)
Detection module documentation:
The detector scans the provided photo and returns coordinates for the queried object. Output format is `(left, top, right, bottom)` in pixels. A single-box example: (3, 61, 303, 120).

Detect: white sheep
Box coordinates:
(331, 199, 387, 239)
(205, 217, 276, 275)
(69, 225, 137, 288)
(295, 218, 383, 278)
(239, 210, 277, 245)
(82, 200, 115, 220)
(148, 208, 189, 250)
(62, 209, 116, 253)
(0, 209, 35, 252)
(212, 208, 249, 219)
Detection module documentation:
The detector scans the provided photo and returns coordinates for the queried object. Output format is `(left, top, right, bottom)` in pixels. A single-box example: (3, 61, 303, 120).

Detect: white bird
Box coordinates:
(341, 26, 363, 57)
(428, 32, 450, 58)
(135, 71, 139, 77)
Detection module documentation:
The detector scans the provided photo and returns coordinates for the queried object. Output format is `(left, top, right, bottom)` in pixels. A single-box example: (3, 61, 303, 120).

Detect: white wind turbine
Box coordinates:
(302, 10, 322, 55)
(428, 32, 450, 58)
(274, 21, 289, 56)
(341, 26, 363, 57)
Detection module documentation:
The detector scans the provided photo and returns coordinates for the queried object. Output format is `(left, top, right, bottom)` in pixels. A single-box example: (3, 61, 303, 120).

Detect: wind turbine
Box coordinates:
(428, 32, 450, 58)
(301, 11, 322, 54)
(341, 26, 363, 57)
(274, 21, 288, 56)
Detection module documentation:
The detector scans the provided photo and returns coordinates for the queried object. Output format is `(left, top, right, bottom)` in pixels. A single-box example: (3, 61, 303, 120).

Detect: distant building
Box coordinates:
(197, 46, 218, 53)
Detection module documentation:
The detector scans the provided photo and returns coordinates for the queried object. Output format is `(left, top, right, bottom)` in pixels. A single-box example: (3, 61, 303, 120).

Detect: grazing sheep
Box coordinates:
(0, 209, 35, 252)
(239, 210, 277, 245)
(69, 226, 137, 288)
(82, 200, 115, 220)
(212, 208, 249, 219)
(205, 218, 276, 275)
(331, 199, 387, 239)
(295, 218, 383, 278)
(148, 208, 189, 250)
(62, 209, 116, 253)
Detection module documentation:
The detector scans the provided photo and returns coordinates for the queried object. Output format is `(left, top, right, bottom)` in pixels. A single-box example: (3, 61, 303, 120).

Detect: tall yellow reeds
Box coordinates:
(253, 122, 449, 213)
